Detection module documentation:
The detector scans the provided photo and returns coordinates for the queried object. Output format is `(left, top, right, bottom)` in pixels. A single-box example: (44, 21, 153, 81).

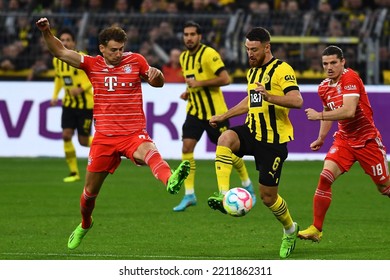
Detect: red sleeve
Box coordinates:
(79, 55, 94, 73)
(132, 53, 150, 76)
(342, 69, 361, 95)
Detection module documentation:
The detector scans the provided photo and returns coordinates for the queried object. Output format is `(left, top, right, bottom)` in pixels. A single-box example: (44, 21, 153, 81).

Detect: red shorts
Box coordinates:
(326, 136, 389, 184)
(87, 130, 153, 173)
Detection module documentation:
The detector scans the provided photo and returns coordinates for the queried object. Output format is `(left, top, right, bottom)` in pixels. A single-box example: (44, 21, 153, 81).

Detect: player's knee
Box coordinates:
(216, 132, 229, 146)
(217, 130, 237, 147)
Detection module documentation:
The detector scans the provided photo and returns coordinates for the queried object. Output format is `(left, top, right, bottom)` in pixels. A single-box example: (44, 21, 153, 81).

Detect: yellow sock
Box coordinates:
(269, 194, 293, 230)
(64, 141, 79, 175)
(215, 146, 233, 193)
(88, 136, 93, 147)
(232, 154, 251, 186)
(182, 153, 195, 194)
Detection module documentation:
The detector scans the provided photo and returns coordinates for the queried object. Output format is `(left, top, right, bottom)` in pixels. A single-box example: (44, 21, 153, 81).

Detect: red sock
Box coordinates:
(144, 149, 171, 185)
(80, 188, 97, 229)
(313, 169, 334, 231)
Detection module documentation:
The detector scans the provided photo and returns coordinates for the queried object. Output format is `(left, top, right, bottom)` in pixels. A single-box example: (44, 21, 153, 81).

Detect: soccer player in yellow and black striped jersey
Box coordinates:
(209, 27, 303, 259)
(51, 28, 93, 183)
(173, 21, 254, 212)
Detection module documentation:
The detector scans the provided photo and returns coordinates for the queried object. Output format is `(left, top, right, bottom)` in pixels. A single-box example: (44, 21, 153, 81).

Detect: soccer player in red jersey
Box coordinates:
(36, 17, 190, 250)
(299, 45, 390, 242)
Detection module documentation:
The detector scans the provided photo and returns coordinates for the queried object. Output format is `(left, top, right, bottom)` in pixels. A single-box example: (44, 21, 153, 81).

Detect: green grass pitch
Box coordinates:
(1, 157, 389, 260)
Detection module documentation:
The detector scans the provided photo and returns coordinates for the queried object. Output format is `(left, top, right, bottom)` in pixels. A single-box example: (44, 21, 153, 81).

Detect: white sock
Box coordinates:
(284, 223, 296, 235)
(241, 179, 252, 187)
(185, 189, 194, 195)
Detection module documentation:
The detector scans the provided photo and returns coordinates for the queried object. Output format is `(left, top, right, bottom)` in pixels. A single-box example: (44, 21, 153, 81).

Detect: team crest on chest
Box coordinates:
(263, 74, 270, 84)
(123, 64, 132, 73)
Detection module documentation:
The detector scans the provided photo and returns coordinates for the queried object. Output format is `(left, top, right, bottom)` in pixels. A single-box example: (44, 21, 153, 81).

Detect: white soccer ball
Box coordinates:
(223, 187, 253, 217)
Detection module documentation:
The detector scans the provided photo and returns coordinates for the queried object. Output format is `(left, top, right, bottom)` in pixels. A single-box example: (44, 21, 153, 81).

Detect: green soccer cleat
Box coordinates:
(280, 222, 299, 259)
(207, 192, 227, 214)
(67, 220, 94, 250)
(63, 173, 80, 183)
(167, 160, 190, 194)
(298, 225, 323, 242)
(173, 194, 197, 211)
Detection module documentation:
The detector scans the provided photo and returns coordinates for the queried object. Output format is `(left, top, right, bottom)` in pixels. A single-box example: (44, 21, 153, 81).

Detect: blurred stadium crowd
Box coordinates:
(0, 0, 389, 84)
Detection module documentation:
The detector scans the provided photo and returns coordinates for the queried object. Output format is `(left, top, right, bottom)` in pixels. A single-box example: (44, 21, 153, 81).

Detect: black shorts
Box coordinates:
(231, 125, 288, 187)
(182, 114, 230, 144)
(61, 107, 93, 136)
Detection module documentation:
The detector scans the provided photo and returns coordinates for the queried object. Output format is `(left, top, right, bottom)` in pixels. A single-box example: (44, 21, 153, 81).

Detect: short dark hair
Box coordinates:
(245, 27, 271, 43)
(98, 26, 127, 46)
(183, 21, 202, 34)
(58, 28, 75, 41)
(322, 45, 344, 59)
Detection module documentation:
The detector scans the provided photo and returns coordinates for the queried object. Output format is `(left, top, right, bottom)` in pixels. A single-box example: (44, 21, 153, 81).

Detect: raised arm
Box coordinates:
(36, 18, 81, 68)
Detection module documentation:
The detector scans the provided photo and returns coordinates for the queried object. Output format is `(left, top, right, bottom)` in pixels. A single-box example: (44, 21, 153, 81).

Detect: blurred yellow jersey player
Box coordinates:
(51, 28, 94, 183)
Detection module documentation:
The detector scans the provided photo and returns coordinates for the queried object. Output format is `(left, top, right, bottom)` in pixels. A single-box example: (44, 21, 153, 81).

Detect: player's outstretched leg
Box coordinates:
(167, 160, 190, 194)
(173, 194, 197, 211)
(298, 225, 323, 242)
(67, 220, 94, 250)
(280, 222, 299, 259)
(207, 192, 227, 214)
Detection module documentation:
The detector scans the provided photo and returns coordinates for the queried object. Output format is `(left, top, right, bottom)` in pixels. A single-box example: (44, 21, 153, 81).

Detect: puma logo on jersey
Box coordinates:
(269, 171, 276, 178)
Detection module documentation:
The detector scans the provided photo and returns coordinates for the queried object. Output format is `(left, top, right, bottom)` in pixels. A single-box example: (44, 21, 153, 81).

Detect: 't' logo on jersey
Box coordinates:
(104, 76, 118, 91)
(104, 76, 133, 92)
